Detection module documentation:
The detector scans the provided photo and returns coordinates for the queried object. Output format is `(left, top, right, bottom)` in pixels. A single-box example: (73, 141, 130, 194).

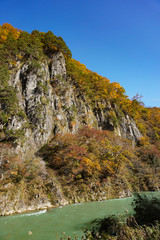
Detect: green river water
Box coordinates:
(0, 192, 159, 240)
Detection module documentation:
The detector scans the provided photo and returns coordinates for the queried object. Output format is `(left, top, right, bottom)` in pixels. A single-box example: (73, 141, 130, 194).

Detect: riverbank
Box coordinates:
(1, 189, 158, 217)
(1, 192, 159, 240)
(0, 189, 132, 216)
(0, 168, 157, 217)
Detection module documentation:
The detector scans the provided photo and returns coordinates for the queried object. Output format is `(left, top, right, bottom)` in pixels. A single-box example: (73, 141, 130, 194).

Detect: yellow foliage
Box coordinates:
(138, 137, 150, 147)
(11, 171, 18, 175)
(81, 157, 101, 174)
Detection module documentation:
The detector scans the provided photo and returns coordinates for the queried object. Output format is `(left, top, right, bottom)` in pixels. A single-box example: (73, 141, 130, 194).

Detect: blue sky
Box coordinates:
(1, 0, 160, 107)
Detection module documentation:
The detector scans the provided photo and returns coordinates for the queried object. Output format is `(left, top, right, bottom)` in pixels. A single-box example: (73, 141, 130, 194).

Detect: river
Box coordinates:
(0, 192, 159, 240)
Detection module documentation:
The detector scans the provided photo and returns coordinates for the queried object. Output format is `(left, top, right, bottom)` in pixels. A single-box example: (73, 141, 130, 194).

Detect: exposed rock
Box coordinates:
(2, 52, 142, 153)
(118, 115, 142, 141)
(50, 52, 66, 78)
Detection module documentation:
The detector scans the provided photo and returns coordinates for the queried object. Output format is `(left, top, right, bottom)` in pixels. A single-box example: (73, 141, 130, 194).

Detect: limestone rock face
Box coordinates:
(50, 52, 66, 78)
(0, 52, 143, 215)
(19, 61, 53, 148)
(2, 52, 142, 154)
(118, 115, 142, 141)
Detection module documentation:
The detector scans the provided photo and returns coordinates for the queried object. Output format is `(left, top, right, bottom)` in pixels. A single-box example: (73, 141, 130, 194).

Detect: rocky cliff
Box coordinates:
(3, 52, 141, 154)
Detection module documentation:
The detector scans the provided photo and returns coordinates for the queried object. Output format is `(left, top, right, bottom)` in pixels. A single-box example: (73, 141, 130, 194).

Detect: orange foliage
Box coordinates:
(40, 127, 133, 181)
(0, 23, 20, 43)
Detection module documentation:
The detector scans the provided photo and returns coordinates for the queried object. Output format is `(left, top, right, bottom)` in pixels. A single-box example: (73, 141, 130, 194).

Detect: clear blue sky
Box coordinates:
(1, 0, 160, 107)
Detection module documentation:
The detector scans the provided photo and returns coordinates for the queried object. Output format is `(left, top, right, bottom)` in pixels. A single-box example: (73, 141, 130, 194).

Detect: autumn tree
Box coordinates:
(39, 127, 133, 183)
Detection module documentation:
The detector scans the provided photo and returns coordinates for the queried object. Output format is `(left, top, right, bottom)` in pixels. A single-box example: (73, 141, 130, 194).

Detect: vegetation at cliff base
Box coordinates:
(39, 126, 160, 201)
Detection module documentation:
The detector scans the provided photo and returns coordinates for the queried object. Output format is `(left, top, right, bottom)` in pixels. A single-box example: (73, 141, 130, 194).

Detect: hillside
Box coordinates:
(0, 23, 160, 215)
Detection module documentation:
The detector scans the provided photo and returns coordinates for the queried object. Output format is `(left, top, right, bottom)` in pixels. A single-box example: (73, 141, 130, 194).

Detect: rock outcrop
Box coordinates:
(4, 52, 142, 154)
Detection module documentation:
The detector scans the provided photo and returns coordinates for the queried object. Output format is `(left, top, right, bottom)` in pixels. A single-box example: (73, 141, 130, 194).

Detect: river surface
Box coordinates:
(0, 192, 159, 240)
